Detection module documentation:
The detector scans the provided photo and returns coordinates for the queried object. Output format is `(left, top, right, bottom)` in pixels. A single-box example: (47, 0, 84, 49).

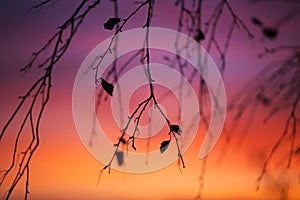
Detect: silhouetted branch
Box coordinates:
(25, 0, 58, 14)
(170, 1, 254, 199)
(194, 157, 207, 200)
(256, 87, 300, 191)
(258, 45, 300, 59)
(0, 1, 101, 199)
(0, 61, 52, 200)
(96, 0, 186, 180)
(89, 0, 151, 147)
(204, 0, 253, 73)
(91, 0, 150, 86)
(230, 45, 300, 191)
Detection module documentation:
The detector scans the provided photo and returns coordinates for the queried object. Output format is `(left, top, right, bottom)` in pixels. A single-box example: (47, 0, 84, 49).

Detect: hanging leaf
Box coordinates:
(103, 18, 121, 30)
(251, 17, 262, 26)
(115, 151, 124, 166)
(262, 28, 278, 39)
(170, 124, 182, 135)
(160, 140, 171, 153)
(195, 29, 205, 42)
(119, 137, 126, 144)
(100, 78, 114, 96)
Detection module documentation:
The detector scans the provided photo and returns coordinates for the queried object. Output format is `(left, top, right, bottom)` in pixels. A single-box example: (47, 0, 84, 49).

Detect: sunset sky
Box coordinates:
(1, 0, 300, 199)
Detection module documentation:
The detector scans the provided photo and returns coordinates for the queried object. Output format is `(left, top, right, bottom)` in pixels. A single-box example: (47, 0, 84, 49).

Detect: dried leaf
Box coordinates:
(116, 151, 124, 166)
(119, 137, 126, 144)
(170, 124, 182, 135)
(100, 78, 114, 96)
(195, 29, 205, 42)
(263, 28, 277, 39)
(251, 17, 262, 26)
(103, 18, 121, 30)
(160, 140, 171, 153)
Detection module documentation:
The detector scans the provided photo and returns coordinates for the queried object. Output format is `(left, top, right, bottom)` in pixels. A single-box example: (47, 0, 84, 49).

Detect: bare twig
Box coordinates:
(96, 0, 186, 181)
(25, 0, 58, 14)
(170, 1, 254, 199)
(0, 1, 101, 199)
(230, 45, 300, 191)
(256, 91, 300, 191)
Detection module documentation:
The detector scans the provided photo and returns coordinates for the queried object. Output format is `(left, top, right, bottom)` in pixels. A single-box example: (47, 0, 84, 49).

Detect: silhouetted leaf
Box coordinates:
(116, 151, 124, 166)
(119, 137, 126, 144)
(251, 17, 262, 26)
(103, 18, 121, 30)
(195, 29, 205, 42)
(170, 124, 182, 135)
(263, 28, 277, 39)
(100, 78, 114, 96)
(201, 79, 205, 86)
(160, 140, 171, 153)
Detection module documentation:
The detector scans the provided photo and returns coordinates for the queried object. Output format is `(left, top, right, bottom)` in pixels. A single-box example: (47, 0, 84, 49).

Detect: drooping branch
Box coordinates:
(230, 45, 300, 191)
(89, 0, 151, 148)
(256, 91, 300, 191)
(0, 1, 102, 199)
(25, 0, 58, 14)
(168, 1, 254, 199)
(91, 0, 151, 86)
(95, 0, 186, 181)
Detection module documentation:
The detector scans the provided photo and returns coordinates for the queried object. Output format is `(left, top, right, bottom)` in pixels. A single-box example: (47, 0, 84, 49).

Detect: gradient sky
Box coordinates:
(0, 0, 300, 199)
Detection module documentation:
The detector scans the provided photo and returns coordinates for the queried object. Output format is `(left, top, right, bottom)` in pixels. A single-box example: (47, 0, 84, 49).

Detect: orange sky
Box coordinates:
(1, 99, 299, 199)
